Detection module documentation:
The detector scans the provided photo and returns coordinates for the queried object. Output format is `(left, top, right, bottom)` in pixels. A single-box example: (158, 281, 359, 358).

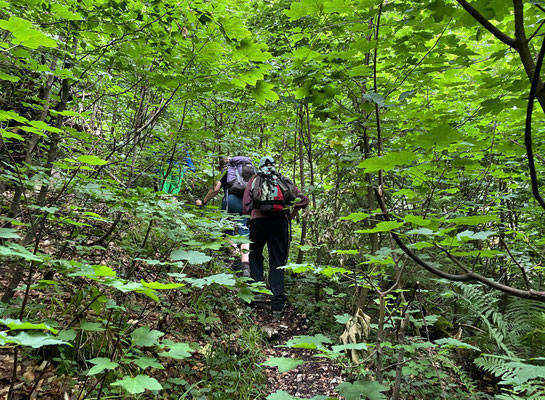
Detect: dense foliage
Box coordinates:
(2, 0, 545, 399)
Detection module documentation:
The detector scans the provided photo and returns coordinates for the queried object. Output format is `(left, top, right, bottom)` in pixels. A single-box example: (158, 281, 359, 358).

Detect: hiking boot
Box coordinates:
(252, 293, 267, 303)
(241, 262, 251, 278)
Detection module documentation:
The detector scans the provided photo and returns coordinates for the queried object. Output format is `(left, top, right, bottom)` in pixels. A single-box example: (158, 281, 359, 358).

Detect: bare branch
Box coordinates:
(455, 0, 516, 47)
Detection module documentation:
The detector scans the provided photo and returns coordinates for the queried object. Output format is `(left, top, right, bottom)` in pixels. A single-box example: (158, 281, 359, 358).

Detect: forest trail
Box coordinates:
(249, 300, 343, 398)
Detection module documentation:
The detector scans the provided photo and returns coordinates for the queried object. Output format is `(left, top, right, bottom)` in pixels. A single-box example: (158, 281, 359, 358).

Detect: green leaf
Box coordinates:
(457, 230, 495, 241)
(110, 374, 162, 394)
(0, 319, 58, 334)
(80, 322, 105, 332)
(0, 243, 43, 262)
(158, 341, 193, 359)
(131, 356, 164, 370)
(419, 124, 460, 150)
(0, 228, 20, 239)
(0, 17, 57, 49)
(237, 287, 254, 303)
(284, 334, 332, 350)
(362, 92, 392, 108)
(27, 120, 62, 133)
(331, 343, 369, 353)
(4, 331, 68, 348)
(449, 215, 499, 226)
(140, 280, 184, 290)
(1, 129, 25, 141)
(434, 338, 481, 351)
(339, 212, 370, 222)
(251, 80, 279, 105)
(336, 380, 389, 400)
(357, 151, 418, 172)
(170, 249, 211, 264)
(0, 110, 28, 123)
(404, 215, 431, 226)
(0, 72, 20, 82)
(356, 221, 403, 233)
(87, 357, 119, 376)
(335, 314, 350, 324)
(131, 326, 164, 347)
(78, 155, 108, 165)
(267, 391, 296, 400)
(262, 357, 304, 373)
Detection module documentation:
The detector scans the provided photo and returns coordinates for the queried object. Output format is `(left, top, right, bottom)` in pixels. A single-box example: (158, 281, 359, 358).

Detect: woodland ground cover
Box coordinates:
(2, 0, 545, 399)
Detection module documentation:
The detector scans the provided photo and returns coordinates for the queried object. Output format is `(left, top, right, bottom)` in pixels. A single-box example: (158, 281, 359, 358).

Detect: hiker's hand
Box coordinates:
(195, 199, 203, 207)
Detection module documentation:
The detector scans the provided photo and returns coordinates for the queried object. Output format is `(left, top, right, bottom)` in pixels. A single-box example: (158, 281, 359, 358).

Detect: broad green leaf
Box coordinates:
(0, 319, 58, 334)
(87, 357, 119, 376)
(5, 331, 68, 348)
(0, 243, 43, 262)
(335, 314, 350, 324)
(357, 151, 418, 172)
(284, 334, 332, 350)
(0, 110, 28, 123)
(0, 228, 20, 239)
(449, 215, 499, 226)
(356, 221, 403, 233)
(158, 341, 193, 359)
(78, 155, 108, 165)
(110, 374, 162, 394)
(262, 357, 304, 373)
(267, 391, 296, 400)
(457, 230, 495, 241)
(404, 215, 431, 226)
(219, 16, 250, 39)
(0, 17, 57, 49)
(170, 249, 211, 264)
(434, 338, 481, 351)
(140, 280, 184, 290)
(50, 3, 82, 20)
(57, 329, 77, 341)
(339, 212, 370, 222)
(331, 343, 369, 353)
(419, 124, 460, 150)
(0, 72, 19, 82)
(1, 129, 25, 141)
(80, 322, 105, 332)
(131, 326, 164, 347)
(362, 92, 392, 108)
(131, 356, 164, 370)
(237, 287, 254, 303)
(251, 80, 279, 105)
(189, 273, 236, 288)
(336, 380, 389, 400)
(28, 120, 62, 133)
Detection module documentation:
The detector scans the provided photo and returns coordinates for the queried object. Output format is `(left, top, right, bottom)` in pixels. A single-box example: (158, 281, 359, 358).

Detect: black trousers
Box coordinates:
(249, 217, 289, 311)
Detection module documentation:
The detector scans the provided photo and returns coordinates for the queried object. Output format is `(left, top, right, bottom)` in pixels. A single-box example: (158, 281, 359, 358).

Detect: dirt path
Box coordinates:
(249, 300, 343, 399)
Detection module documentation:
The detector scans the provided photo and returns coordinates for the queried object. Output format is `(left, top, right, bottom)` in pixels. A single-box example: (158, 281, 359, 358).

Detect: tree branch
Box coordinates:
(525, 33, 545, 211)
(374, 187, 545, 302)
(455, 0, 516, 47)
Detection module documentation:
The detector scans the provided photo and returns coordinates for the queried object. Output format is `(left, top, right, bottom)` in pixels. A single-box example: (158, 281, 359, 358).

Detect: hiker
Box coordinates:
(242, 156, 309, 317)
(156, 151, 195, 195)
(200, 156, 256, 277)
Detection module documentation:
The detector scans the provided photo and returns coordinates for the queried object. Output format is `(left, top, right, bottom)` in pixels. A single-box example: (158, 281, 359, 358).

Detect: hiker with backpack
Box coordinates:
(200, 156, 256, 277)
(242, 156, 309, 317)
(156, 151, 196, 195)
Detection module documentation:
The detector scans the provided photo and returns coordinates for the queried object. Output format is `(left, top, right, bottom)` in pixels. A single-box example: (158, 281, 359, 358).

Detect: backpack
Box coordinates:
(250, 173, 298, 213)
(157, 154, 195, 195)
(225, 156, 256, 196)
(159, 160, 184, 194)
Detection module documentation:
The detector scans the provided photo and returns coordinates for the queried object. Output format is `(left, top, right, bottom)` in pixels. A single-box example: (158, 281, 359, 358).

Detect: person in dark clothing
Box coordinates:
(199, 157, 251, 277)
(242, 156, 309, 316)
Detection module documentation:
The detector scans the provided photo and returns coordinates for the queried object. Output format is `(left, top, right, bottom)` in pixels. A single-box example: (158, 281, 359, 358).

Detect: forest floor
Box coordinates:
(249, 299, 343, 398)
